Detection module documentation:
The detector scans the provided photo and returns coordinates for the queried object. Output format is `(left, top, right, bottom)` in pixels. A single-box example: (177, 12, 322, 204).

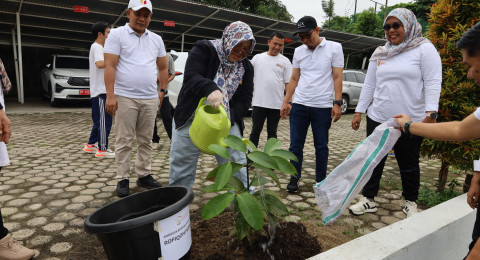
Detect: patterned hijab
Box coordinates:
(370, 8, 430, 61)
(0, 58, 11, 93)
(210, 21, 255, 118)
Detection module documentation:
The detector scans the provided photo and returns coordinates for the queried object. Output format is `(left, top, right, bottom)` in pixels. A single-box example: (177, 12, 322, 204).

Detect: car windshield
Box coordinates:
(55, 57, 89, 69)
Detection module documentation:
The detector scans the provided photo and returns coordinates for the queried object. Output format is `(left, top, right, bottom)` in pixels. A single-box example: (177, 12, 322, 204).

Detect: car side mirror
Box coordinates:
(46, 64, 52, 69)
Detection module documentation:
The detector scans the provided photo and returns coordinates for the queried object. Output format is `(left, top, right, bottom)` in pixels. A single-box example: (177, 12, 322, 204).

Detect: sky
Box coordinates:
(280, 0, 413, 25)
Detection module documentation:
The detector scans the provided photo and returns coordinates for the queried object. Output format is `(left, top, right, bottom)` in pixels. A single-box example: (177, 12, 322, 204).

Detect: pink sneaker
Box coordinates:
(83, 143, 97, 153)
(0, 234, 35, 260)
(95, 149, 115, 159)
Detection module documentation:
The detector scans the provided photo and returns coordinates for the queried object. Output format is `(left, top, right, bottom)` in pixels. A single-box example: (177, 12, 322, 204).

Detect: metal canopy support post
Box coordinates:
(16, 12, 24, 104)
(181, 33, 184, 52)
(362, 56, 367, 70)
(11, 29, 20, 102)
(345, 54, 350, 69)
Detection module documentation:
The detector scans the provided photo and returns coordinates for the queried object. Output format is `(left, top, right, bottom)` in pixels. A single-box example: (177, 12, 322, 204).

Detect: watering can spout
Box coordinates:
(189, 97, 231, 155)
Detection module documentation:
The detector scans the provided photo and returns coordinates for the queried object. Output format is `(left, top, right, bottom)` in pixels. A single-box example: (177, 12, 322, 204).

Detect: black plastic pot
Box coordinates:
(85, 186, 194, 260)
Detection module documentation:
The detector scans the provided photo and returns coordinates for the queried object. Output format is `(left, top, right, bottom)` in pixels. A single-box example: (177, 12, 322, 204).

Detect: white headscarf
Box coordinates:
(370, 8, 430, 61)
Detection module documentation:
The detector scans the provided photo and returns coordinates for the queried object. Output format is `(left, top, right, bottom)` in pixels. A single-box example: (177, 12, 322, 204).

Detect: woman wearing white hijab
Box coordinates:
(169, 21, 255, 188)
(349, 8, 442, 217)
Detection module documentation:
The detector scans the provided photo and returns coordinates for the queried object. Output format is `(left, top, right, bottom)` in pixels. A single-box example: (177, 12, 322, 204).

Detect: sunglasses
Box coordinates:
(297, 30, 314, 40)
(383, 22, 402, 31)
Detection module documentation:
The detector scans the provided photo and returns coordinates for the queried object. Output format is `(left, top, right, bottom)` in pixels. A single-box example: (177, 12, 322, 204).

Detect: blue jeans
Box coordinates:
(88, 94, 112, 151)
(289, 104, 332, 182)
(169, 119, 247, 188)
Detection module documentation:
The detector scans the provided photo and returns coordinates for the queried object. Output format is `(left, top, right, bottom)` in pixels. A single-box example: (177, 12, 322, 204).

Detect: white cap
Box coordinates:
(128, 0, 153, 13)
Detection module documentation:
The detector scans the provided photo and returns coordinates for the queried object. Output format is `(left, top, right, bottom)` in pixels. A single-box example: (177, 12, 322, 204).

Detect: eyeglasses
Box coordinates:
(231, 46, 250, 56)
(383, 22, 402, 31)
(297, 30, 314, 40)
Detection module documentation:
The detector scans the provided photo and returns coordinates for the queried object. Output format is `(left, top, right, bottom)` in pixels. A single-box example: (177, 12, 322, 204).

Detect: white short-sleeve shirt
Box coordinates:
(104, 24, 166, 99)
(292, 38, 344, 108)
(89, 42, 106, 98)
(251, 52, 292, 109)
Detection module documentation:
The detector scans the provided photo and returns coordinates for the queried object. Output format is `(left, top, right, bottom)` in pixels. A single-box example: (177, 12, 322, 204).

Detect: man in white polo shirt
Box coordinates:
(249, 32, 292, 148)
(280, 16, 344, 193)
(104, 0, 169, 197)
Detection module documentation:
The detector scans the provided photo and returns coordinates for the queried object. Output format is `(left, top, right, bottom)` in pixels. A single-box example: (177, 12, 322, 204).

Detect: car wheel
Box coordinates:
(49, 84, 59, 107)
(341, 95, 349, 115)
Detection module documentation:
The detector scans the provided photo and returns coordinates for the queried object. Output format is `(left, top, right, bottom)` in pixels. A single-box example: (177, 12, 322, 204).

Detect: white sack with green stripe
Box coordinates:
(314, 119, 401, 225)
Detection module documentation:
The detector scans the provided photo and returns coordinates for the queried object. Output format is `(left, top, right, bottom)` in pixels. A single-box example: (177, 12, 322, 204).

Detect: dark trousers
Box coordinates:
(468, 200, 480, 258)
(88, 94, 113, 151)
(0, 168, 8, 240)
(362, 116, 423, 201)
(289, 104, 332, 183)
(153, 96, 173, 142)
(249, 106, 281, 147)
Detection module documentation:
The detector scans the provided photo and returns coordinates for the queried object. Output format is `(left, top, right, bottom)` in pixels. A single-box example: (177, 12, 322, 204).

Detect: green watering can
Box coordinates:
(189, 97, 231, 155)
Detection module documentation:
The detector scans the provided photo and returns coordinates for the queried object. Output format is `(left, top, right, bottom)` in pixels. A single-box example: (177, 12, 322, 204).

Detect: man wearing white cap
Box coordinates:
(104, 0, 169, 197)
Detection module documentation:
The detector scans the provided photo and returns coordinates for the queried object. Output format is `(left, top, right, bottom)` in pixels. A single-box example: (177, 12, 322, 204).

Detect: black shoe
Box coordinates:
(116, 179, 130, 197)
(136, 174, 162, 189)
(287, 178, 298, 193)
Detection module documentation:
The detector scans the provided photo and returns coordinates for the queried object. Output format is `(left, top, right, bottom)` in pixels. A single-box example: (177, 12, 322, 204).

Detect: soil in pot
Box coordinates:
(189, 210, 323, 259)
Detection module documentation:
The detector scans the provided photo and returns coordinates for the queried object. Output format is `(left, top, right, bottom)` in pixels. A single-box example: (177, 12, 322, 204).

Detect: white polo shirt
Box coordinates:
(104, 23, 166, 99)
(292, 37, 344, 108)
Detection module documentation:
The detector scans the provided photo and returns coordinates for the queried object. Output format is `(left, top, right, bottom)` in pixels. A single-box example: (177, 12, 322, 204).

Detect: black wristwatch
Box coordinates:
(160, 89, 168, 94)
(426, 112, 437, 119)
(404, 121, 413, 135)
(333, 100, 343, 106)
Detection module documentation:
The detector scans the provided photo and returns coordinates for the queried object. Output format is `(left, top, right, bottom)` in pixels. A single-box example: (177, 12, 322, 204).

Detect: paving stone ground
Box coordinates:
(1, 108, 461, 258)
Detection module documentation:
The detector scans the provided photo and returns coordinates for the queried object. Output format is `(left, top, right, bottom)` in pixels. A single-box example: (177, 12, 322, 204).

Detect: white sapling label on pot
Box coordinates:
(155, 206, 191, 259)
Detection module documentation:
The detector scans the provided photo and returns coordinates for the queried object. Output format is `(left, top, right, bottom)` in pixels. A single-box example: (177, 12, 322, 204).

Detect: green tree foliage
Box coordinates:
(348, 8, 384, 38)
(192, 0, 292, 22)
(321, 0, 335, 28)
(423, 0, 480, 191)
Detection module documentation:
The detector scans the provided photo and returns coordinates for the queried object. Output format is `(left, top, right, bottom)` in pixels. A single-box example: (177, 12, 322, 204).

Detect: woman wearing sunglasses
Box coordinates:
(349, 8, 442, 218)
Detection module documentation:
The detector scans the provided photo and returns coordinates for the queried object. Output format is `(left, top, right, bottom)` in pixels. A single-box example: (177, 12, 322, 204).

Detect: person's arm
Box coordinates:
(157, 56, 168, 107)
(466, 235, 480, 260)
(104, 53, 119, 116)
(394, 113, 480, 141)
(229, 59, 254, 125)
(332, 66, 343, 122)
(280, 68, 300, 119)
(95, 60, 106, 69)
(421, 43, 442, 124)
(0, 107, 11, 144)
(352, 60, 377, 130)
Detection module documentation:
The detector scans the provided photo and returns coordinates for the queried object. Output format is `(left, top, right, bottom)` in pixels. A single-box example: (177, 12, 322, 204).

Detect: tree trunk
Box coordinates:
(437, 160, 450, 192)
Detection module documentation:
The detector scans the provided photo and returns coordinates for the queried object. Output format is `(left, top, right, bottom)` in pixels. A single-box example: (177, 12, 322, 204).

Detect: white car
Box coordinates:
(341, 70, 366, 114)
(169, 50, 188, 109)
(41, 55, 90, 106)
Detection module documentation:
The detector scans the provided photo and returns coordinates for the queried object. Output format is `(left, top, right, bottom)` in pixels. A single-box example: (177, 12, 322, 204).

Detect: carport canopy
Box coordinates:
(1, 0, 386, 103)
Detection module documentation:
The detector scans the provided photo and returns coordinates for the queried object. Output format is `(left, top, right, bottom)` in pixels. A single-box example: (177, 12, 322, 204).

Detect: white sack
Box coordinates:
(314, 119, 401, 225)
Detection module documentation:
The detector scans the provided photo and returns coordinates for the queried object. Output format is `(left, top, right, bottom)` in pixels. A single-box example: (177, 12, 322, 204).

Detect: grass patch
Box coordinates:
(417, 180, 461, 207)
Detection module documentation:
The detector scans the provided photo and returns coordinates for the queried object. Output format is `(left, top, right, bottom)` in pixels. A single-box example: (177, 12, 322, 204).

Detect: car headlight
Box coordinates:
(53, 74, 70, 80)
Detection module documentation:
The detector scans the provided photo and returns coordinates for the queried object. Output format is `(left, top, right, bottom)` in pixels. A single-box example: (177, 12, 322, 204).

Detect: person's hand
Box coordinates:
(0, 109, 11, 144)
(207, 90, 223, 109)
(393, 114, 412, 131)
(331, 105, 341, 122)
(158, 92, 165, 110)
(280, 102, 291, 119)
(105, 95, 118, 116)
(468, 172, 480, 209)
(351, 113, 362, 130)
(422, 116, 436, 124)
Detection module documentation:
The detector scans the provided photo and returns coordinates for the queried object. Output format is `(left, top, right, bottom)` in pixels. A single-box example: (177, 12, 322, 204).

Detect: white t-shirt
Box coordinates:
(89, 42, 106, 98)
(355, 42, 442, 123)
(292, 38, 344, 108)
(0, 90, 9, 167)
(251, 52, 292, 109)
(474, 107, 480, 120)
(104, 24, 166, 99)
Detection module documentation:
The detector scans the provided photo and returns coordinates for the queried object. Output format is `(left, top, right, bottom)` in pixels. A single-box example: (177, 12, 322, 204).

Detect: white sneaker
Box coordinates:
(83, 143, 97, 153)
(95, 149, 115, 158)
(349, 196, 377, 216)
(403, 200, 419, 217)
